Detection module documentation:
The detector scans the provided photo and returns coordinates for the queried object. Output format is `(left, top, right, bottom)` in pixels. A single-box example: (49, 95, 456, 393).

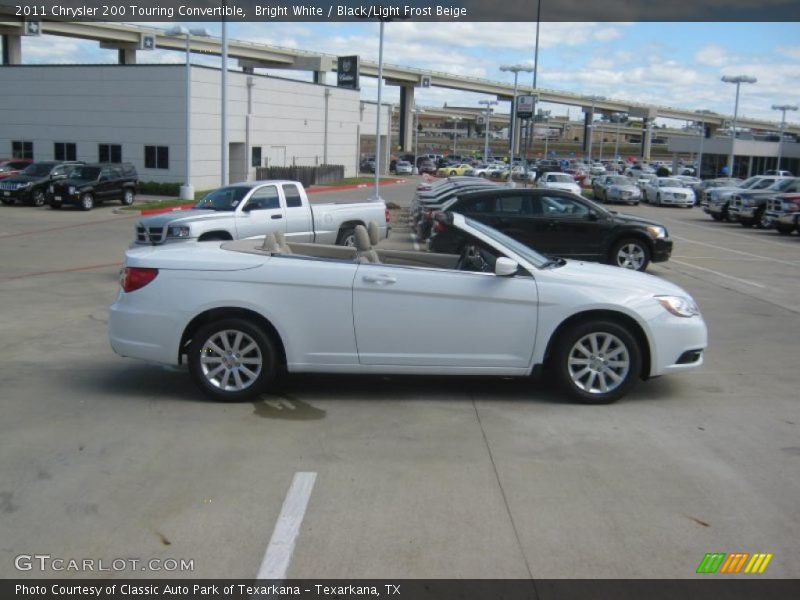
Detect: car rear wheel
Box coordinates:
(121, 189, 135, 206)
(79, 193, 94, 211)
(337, 227, 356, 247)
(739, 218, 754, 228)
(611, 238, 651, 272)
(49, 200, 62, 209)
(551, 320, 641, 404)
(188, 318, 277, 401)
(450, 170, 457, 176)
(776, 223, 794, 235)
(756, 209, 770, 229)
(711, 214, 723, 221)
(32, 189, 46, 207)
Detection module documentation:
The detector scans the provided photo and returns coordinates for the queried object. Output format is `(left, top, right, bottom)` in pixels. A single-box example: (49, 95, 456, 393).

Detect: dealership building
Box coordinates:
(0, 64, 390, 191)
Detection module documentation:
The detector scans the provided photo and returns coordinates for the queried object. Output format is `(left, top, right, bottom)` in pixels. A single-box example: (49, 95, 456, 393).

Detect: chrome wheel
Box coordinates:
(616, 243, 646, 270)
(200, 329, 263, 392)
(568, 332, 630, 395)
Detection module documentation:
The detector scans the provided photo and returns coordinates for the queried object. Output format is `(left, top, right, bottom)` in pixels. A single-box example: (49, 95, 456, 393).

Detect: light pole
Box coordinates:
(538, 109, 551, 158)
(451, 117, 462, 156)
(221, 19, 229, 186)
(500, 64, 534, 168)
(479, 100, 497, 161)
(412, 107, 424, 175)
(372, 21, 386, 202)
(612, 112, 625, 161)
(721, 75, 756, 177)
(166, 26, 210, 200)
(694, 114, 707, 179)
(585, 95, 605, 163)
(771, 104, 798, 171)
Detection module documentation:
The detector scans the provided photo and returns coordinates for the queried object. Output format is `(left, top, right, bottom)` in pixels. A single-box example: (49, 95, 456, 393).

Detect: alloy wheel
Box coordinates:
(567, 332, 630, 395)
(200, 329, 263, 392)
(616, 243, 646, 270)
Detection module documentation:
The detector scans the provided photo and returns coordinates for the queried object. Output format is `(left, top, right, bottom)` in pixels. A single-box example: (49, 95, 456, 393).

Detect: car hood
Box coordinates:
(609, 185, 639, 193)
(547, 259, 689, 298)
(657, 187, 693, 195)
(543, 182, 579, 191)
(1, 174, 40, 185)
(139, 209, 228, 228)
(605, 211, 665, 230)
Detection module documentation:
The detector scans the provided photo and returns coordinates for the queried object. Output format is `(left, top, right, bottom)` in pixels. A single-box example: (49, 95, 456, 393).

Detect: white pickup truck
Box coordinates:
(134, 180, 389, 246)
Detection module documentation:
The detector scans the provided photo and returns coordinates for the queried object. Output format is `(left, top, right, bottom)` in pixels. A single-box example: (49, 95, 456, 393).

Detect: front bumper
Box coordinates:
(659, 195, 694, 207)
(0, 188, 31, 203)
(651, 238, 673, 263)
(647, 311, 708, 377)
(48, 191, 81, 205)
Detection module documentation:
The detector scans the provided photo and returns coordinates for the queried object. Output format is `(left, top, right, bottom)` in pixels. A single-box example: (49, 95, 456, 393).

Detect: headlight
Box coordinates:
(167, 226, 191, 238)
(646, 225, 667, 239)
(656, 295, 700, 318)
(48, 186, 54, 193)
(68, 186, 76, 195)
(19, 182, 32, 189)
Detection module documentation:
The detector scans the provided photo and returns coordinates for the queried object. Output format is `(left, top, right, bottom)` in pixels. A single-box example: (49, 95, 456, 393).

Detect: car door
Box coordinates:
(538, 193, 607, 259)
(281, 183, 313, 242)
(352, 262, 538, 369)
(97, 168, 117, 201)
(235, 184, 286, 239)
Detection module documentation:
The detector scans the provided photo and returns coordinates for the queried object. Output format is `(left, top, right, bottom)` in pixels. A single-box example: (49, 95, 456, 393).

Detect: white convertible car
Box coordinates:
(109, 215, 707, 404)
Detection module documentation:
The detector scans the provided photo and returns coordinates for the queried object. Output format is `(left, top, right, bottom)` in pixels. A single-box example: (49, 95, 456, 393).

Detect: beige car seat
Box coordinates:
(273, 230, 292, 254)
(354, 225, 380, 263)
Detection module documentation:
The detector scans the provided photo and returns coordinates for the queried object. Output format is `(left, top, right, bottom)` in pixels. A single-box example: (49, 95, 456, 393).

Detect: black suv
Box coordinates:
(428, 188, 672, 272)
(48, 163, 138, 211)
(0, 161, 83, 207)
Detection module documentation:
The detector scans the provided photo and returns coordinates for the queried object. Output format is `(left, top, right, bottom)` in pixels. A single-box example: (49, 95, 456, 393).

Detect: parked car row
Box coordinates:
(0, 160, 139, 210)
(704, 175, 800, 236)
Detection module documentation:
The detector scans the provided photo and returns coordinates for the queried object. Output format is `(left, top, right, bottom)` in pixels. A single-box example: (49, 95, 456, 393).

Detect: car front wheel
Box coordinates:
(188, 318, 277, 401)
(121, 189, 135, 206)
(32, 189, 46, 207)
(611, 238, 651, 271)
(80, 193, 94, 211)
(551, 320, 642, 404)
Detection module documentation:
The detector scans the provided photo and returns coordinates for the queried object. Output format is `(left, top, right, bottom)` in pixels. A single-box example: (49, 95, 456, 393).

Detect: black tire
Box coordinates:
(337, 226, 356, 247)
(739, 218, 754, 228)
(450, 170, 457, 176)
(50, 200, 62, 210)
(1, 198, 12, 206)
(121, 188, 135, 206)
(755, 209, 769, 229)
(711, 214, 723, 221)
(79, 193, 94, 211)
(31, 189, 46, 207)
(656, 193, 662, 207)
(551, 319, 642, 404)
(610, 237, 651, 272)
(188, 318, 278, 402)
(776, 223, 794, 235)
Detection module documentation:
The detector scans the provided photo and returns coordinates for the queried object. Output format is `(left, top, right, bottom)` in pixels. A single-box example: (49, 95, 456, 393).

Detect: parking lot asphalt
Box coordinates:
(0, 180, 798, 579)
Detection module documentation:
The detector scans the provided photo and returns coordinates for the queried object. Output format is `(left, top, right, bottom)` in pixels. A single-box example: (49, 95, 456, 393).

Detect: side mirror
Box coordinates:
(588, 210, 599, 221)
(495, 257, 519, 277)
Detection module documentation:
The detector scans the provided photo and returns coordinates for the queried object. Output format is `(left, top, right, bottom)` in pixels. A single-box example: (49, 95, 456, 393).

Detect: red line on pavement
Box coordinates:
(3, 262, 122, 281)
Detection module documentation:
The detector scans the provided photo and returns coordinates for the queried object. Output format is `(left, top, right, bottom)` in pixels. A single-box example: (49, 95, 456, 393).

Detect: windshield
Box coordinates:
(752, 179, 777, 190)
(23, 163, 56, 177)
(465, 217, 549, 268)
(194, 186, 251, 211)
(549, 174, 574, 183)
(769, 178, 796, 191)
(68, 166, 101, 180)
(659, 178, 683, 187)
(739, 177, 764, 189)
(608, 176, 630, 185)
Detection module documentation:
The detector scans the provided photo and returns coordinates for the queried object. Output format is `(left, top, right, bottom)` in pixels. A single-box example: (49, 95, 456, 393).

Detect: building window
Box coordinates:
(144, 145, 169, 170)
(251, 146, 262, 168)
(99, 144, 122, 163)
(54, 142, 77, 161)
(12, 141, 33, 159)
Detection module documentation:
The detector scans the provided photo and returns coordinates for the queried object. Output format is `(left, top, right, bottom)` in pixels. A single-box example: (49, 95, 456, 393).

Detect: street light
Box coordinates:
(721, 75, 757, 177)
(693, 113, 708, 179)
(451, 117, 463, 156)
(371, 21, 386, 202)
(165, 26, 211, 200)
(772, 103, 798, 171)
(500, 64, 534, 168)
(612, 112, 625, 161)
(412, 107, 424, 175)
(584, 95, 605, 163)
(479, 99, 498, 162)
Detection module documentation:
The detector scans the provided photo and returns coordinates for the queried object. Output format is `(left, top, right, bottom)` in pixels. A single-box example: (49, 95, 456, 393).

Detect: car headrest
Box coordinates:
(367, 221, 380, 246)
(261, 233, 280, 253)
(354, 225, 372, 251)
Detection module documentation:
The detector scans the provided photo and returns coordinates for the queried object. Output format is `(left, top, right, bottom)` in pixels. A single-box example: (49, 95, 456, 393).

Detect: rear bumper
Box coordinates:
(109, 295, 183, 365)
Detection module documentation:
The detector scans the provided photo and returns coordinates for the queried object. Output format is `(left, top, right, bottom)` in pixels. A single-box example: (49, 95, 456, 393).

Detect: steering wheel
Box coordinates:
(456, 244, 490, 272)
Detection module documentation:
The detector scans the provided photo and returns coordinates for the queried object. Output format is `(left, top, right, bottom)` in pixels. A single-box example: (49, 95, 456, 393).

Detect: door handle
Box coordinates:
(362, 274, 397, 285)
(271, 214, 283, 220)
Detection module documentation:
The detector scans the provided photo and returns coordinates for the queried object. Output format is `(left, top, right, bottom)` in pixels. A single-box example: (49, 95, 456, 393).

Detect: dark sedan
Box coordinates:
(428, 188, 672, 272)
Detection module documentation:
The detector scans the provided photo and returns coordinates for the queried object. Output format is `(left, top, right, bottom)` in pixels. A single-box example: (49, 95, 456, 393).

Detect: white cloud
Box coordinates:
(694, 44, 730, 67)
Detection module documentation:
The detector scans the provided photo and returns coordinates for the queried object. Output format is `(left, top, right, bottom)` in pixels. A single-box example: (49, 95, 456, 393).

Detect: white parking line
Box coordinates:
(256, 471, 317, 579)
(670, 260, 766, 289)
(671, 235, 800, 267)
(654, 212, 795, 249)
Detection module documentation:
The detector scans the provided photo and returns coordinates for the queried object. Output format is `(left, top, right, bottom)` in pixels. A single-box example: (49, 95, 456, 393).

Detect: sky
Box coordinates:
(17, 21, 800, 127)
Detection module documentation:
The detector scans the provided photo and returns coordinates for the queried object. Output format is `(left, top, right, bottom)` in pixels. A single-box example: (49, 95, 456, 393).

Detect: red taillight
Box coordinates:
(385, 208, 391, 223)
(121, 267, 158, 293)
(433, 220, 445, 234)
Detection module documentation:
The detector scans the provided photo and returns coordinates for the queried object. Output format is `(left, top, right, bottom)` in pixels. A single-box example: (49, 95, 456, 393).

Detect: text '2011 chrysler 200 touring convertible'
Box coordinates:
(109, 214, 707, 404)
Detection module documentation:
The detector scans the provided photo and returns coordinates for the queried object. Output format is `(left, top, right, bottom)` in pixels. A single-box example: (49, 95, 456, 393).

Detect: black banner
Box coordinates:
(2, 0, 800, 22)
(337, 55, 360, 90)
(4, 580, 800, 600)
